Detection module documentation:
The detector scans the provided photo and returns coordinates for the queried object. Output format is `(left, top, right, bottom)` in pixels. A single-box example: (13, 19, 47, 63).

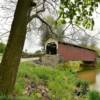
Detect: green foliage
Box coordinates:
(75, 80, 89, 96)
(40, 16, 65, 46)
(59, 0, 100, 30)
(0, 42, 6, 53)
(57, 61, 82, 72)
(8, 62, 100, 100)
(0, 93, 12, 100)
(14, 62, 78, 100)
(88, 90, 100, 100)
(22, 50, 43, 58)
(96, 60, 100, 68)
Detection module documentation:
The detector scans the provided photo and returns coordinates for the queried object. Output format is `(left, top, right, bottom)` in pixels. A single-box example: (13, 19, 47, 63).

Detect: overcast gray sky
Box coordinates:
(0, 0, 100, 53)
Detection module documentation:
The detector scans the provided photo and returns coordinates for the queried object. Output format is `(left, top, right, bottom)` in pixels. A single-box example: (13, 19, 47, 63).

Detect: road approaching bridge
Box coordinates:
(0, 56, 39, 63)
(21, 57, 39, 62)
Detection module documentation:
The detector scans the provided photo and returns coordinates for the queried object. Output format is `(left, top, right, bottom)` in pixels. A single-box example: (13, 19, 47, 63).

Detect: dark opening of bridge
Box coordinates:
(46, 42, 57, 55)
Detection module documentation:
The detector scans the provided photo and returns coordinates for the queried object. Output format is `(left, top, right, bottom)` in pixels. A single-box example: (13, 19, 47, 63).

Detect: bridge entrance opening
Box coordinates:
(46, 42, 57, 55)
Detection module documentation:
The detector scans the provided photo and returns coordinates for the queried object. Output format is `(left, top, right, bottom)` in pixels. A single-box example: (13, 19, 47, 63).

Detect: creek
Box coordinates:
(78, 69, 100, 91)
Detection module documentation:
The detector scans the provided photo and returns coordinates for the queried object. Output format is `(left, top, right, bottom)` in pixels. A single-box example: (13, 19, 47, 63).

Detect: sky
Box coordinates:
(21, 6, 100, 52)
(0, 0, 100, 53)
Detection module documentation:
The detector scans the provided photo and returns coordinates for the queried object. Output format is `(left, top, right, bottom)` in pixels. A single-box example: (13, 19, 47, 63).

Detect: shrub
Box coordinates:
(74, 80, 89, 96)
(96, 60, 100, 68)
(0, 93, 11, 100)
(0, 42, 6, 53)
(88, 90, 100, 100)
(57, 61, 82, 72)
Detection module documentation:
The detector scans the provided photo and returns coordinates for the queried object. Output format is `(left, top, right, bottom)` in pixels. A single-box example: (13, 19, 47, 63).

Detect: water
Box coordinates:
(92, 71, 100, 91)
(78, 69, 100, 91)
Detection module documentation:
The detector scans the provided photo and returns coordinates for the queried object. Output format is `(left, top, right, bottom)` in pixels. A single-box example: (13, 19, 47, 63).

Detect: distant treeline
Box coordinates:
(22, 50, 44, 58)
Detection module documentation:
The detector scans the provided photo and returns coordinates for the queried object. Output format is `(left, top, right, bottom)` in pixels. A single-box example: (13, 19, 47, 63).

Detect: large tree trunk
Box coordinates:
(0, 0, 32, 94)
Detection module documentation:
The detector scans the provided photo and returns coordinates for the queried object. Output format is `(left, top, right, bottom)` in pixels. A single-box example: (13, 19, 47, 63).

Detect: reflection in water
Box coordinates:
(77, 70, 96, 83)
(77, 70, 100, 91)
(94, 73, 100, 91)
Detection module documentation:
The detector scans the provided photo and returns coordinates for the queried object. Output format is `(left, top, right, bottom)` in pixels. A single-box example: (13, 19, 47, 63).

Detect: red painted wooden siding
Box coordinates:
(58, 43, 96, 61)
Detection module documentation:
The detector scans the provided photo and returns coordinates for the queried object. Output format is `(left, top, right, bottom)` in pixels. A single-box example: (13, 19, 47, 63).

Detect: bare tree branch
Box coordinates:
(36, 15, 55, 34)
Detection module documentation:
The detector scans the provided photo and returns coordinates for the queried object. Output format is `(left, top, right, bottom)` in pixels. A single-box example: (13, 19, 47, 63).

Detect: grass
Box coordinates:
(15, 62, 99, 100)
(1, 61, 99, 100)
(14, 62, 78, 100)
(88, 90, 100, 100)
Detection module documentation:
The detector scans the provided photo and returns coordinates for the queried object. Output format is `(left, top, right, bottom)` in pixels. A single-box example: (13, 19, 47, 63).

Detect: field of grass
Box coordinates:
(14, 62, 77, 100)
(1, 61, 100, 100)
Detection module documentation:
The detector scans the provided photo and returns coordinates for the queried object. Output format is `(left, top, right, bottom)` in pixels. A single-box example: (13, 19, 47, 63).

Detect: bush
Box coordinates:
(22, 50, 44, 58)
(57, 61, 82, 72)
(0, 42, 6, 53)
(74, 80, 89, 96)
(88, 90, 100, 100)
(96, 60, 100, 68)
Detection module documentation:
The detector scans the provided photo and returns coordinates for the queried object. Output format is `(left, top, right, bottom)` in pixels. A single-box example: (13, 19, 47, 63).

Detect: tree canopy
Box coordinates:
(40, 16, 65, 46)
(59, 0, 100, 30)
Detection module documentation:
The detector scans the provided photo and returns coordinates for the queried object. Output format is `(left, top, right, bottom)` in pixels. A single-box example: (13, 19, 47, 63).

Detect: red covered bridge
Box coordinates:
(45, 38, 97, 66)
(58, 42, 96, 62)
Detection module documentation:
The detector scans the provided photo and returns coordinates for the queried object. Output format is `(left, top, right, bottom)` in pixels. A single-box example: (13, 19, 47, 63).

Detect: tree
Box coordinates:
(0, 0, 56, 95)
(0, 0, 36, 94)
(59, 0, 100, 30)
(89, 38, 97, 49)
(0, 0, 100, 95)
(78, 35, 97, 49)
(40, 16, 65, 46)
(78, 35, 90, 47)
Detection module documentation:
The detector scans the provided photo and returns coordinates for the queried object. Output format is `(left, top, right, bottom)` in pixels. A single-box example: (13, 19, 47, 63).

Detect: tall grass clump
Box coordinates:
(56, 61, 82, 72)
(88, 90, 100, 100)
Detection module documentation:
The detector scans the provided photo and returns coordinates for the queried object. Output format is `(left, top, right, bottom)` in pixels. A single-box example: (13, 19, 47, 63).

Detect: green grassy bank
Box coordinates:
(15, 62, 76, 100)
(0, 62, 100, 100)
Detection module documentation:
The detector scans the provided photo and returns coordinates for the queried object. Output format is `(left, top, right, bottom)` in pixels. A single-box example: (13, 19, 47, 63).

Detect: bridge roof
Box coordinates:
(58, 41, 96, 53)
